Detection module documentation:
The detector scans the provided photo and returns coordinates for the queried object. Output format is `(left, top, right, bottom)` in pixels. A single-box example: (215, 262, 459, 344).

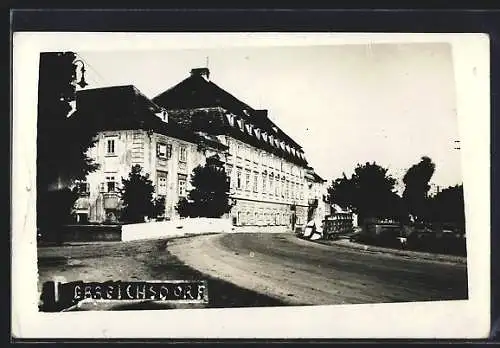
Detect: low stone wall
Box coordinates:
(43, 219, 295, 243)
(40, 224, 122, 243)
(121, 218, 234, 242)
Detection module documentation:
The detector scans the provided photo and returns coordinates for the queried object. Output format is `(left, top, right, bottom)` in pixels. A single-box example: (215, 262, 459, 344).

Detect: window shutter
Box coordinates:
(99, 183, 105, 193)
(167, 144, 172, 159)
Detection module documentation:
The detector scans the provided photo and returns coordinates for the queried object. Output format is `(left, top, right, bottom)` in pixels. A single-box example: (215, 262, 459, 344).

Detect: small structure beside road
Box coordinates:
(297, 203, 356, 241)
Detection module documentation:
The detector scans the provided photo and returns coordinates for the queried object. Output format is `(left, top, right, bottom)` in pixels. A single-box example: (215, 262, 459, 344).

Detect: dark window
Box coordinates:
(106, 175, 116, 192)
(107, 181, 115, 192)
(179, 146, 187, 162)
(237, 170, 242, 190)
(157, 143, 172, 159)
(107, 139, 115, 155)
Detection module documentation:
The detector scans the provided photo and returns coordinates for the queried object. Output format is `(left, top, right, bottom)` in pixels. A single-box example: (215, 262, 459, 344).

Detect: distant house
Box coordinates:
(304, 167, 329, 222)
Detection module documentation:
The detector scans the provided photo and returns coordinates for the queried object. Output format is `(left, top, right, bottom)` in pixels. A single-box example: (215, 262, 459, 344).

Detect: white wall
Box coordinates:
(121, 217, 234, 241)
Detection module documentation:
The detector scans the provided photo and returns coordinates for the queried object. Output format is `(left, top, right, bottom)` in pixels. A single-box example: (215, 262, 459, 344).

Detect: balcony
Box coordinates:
(73, 196, 90, 211)
(103, 192, 121, 209)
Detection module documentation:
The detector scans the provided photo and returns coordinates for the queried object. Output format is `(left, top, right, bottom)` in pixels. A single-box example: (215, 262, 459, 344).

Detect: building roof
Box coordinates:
(195, 131, 228, 151)
(312, 171, 326, 183)
(152, 69, 304, 151)
(305, 167, 326, 183)
(71, 85, 200, 144)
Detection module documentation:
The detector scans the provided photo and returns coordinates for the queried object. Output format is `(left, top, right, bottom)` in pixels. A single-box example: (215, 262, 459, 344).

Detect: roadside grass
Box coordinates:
(296, 234, 467, 265)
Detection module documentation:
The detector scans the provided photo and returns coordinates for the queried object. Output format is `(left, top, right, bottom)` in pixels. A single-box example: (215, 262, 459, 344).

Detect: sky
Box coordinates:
(77, 43, 462, 193)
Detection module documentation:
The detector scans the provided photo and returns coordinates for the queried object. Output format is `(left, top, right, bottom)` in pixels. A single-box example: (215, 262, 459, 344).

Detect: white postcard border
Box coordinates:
(11, 32, 491, 339)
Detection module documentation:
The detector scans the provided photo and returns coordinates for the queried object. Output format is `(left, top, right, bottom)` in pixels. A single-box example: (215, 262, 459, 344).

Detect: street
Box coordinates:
(168, 233, 468, 305)
(38, 233, 468, 310)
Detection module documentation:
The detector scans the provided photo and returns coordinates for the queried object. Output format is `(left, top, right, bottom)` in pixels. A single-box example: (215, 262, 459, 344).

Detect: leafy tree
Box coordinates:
(175, 161, 231, 218)
(40, 188, 80, 226)
(429, 184, 465, 226)
(402, 156, 436, 222)
(175, 197, 192, 218)
(120, 165, 156, 223)
(37, 52, 98, 229)
(328, 162, 401, 223)
(153, 196, 166, 218)
(327, 173, 352, 210)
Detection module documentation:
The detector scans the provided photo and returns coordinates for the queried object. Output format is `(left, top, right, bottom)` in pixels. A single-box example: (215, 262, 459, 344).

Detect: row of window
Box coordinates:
(104, 137, 188, 163)
(226, 113, 306, 164)
(228, 167, 305, 200)
(79, 175, 126, 193)
(75, 172, 188, 198)
(231, 143, 304, 178)
(157, 172, 188, 197)
(154, 171, 189, 198)
(156, 142, 187, 162)
(93, 175, 118, 193)
(235, 210, 298, 226)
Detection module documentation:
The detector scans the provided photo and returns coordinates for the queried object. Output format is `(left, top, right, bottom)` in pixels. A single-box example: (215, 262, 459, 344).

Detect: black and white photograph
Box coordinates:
(12, 32, 490, 339)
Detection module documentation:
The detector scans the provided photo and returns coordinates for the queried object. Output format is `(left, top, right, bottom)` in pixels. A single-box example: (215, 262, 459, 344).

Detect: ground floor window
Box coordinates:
(236, 169, 242, 190)
(157, 170, 168, 196)
(178, 174, 187, 197)
(77, 182, 89, 195)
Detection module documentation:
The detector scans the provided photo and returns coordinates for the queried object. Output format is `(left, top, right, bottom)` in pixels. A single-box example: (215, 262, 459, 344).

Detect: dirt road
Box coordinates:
(37, 237, 286, 311)
(168, 233, 468, 305)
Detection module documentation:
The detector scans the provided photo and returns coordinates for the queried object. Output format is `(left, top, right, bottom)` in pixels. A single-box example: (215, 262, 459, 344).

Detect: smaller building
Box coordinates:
(361, 217, 402, 243)
(304, 167, 329, 223)
(323, 204, 354, 238)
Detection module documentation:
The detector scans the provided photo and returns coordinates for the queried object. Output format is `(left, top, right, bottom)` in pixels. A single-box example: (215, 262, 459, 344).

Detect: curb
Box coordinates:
(312, 238, 467, 265)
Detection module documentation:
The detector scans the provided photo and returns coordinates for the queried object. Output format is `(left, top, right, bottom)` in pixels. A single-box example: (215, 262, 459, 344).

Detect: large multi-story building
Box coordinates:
(71, 68, 326, 232)
(152, 68, 317, 231)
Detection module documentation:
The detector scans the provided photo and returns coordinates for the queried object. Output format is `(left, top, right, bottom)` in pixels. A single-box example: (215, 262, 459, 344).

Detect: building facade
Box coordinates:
(71, 68, 327, 232)
(304, 167, 330, 223)
(73, 129, 211, 223)
(153, 68, 326, 231)
(71, 85, 226, 224)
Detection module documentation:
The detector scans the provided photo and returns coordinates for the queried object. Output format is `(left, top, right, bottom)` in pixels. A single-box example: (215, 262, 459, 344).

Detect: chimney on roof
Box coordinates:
(255, 109, 268, 119)
(190, 68, 210, 81)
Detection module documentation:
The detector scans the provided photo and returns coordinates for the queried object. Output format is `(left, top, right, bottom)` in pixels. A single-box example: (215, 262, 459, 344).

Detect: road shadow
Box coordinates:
(147, 242, 291, 308)
(39, 237, 294, 312)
